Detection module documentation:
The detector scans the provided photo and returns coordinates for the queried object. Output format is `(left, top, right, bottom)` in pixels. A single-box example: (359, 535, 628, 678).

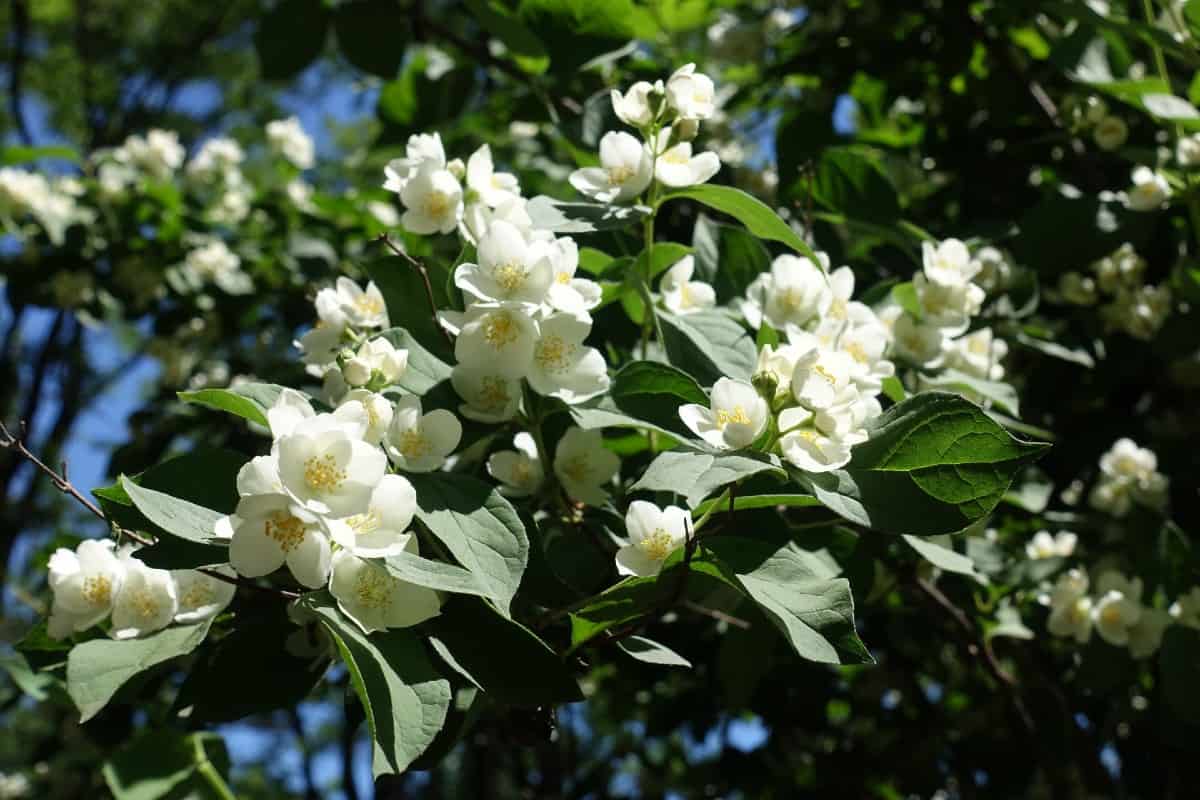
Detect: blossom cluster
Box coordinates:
(1055, 243, 1172, 341)
(0, 167, 89, 244)
(1087, 437, 1169, 517)
(46, 539, 234, 640)
(1044, 568, 1174, 658)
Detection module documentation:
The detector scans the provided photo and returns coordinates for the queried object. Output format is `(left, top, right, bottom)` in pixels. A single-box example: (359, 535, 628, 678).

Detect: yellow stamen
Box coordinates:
(265, 511, 308, 552)
(715, 405, 751, 428)
(638, 529, 675, 561)
(304, 453, 345, 492)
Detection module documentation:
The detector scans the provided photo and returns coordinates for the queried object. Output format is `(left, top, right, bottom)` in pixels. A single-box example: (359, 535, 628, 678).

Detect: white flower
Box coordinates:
(1170, 586, 1200, 628)
(616, 501, 690, 577)
(1128, 607, 1170, 658)
(334, 277, 389, 329)
(187, 137, 245, 180)
(183, 239, 251, 295)
(450, 365, 522, 423)
(1101, 284, 1172, 340)
(327, 474, 417, 557)
(942, 327, 1008, 381)
(891, 314, 946, 365)
(400, 167, 463, 235)
(545, 236, 602, 315)
(659, 255, 716, 315)
(666, 63, 716, 120)
(554, 427, 620, 506)
(385, 396, 462, 472)
(1047, 592, 1094, 644)
(286, 179, 316, 211)
(1093, 115, 1128, 151)
(339, 389, 393, 445)
(922, 238, 981, 288)
(679, 377, 768, 450)
(276, 412, 387, 517)
(754, 342, 805, 399)
(569, 131, 653, 203)
(1125, 166, 1171, 211)
(1093, 572, 1144, 647)
(914, 273, 985, 333)
(466, 144, 521, 207)
(1024, 530, 1077, 560)
(462, 195, 534, 244)
(1099, 438, 1168, 497)
(742, 253, 832, 330)
(120, 129, 185, 178)
(230, 494, 331, 588)
(455, 220, 553, 307)
(328, 548, 441, 634)
(834, 316, 895, 391)
(1177, 133, 1200, 166)
(367, 200, 400, 227)
(777, 406, 863, 473)
(46, 540, 126, 639)
(266, 117, 315, 170)
(1088, 479, 1134, 517)
(172, 567, 237, 624)
(487, 433, 544, 497)
(528, 312, 610, 404)
(383, 133, 447, 194)
(235, 455, 286, 502)
(110, 556, 179, 639)
(790, 346, 859, 411)
(342, 336, 409, 387)
(611, 81, 659, 127)
(1057, 271, 1098, 305)
(453, 303, 539, 377)
(265, 389, 316, 440)
(654, 142, 720, 187)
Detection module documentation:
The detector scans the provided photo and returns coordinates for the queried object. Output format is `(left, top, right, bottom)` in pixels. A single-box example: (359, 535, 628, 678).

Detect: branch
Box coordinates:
(0, 419, 299, 600)
(376, 233, 455, 346)
(7, 0, 33, 146)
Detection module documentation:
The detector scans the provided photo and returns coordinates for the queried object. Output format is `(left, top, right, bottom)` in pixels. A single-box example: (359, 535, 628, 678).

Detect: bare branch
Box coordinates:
(376, 233, 455, 346)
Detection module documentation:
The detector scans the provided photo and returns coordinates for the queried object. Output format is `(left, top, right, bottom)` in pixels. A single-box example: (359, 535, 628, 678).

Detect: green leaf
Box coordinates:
(368, 256, 455, 362)
(659, 310, 758, 385)
(631, 450, 785, 508)
(526, 195, 648, 233)
(902, 535, 985, 581)
(306, 596, 450, 775)
(464, 0, 549, 74)
(427, 597, 582, 706)
(891, 281, 921, 318)
(613, 359, 707, 404)
(578, 246, 619, 275)
(103, 730, 231, 800)
(174, 616, 327, 724)
(691, 493, 821, 517)
(881, 375, 907, 403)
(377, 549, 491, 599)
(333, 0, 407, 78)
(659, 185, 818, 262)
(409, 473, 529, 616)
(68, 622, 212, 722)
(375, 327, 453, 395)
(0, 653, 52, 700)
(814, 146, 901, 225)
(706, 538, 871, 664)
(637, 241, 693, 280)
(0, 144, 80, 165)
(617, 635, 692, 667)
(692, 213, 771, 302)
(569, 361, 703, 439)
(1014, 331, 1095, 368)
(920, 369, 1020, 417)
(120, 477, 224, 547)
(177, 387, 269, 427)
(800, 392, 1049, 535)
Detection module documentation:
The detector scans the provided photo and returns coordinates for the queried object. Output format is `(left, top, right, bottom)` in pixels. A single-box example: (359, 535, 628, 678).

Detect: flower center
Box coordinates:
(483, 313, 520, 349)
(425, 190, 451, 217)
(265, 511, 308, 552)
(664, 149, 689, 165)
(346, 508, 383, 536)
(812, 364, 838, 385)
(1101, 604, 1124, 626)
(493, 262, 526, 293)
(561, 455, 590, 483)
(130, 588, 162, 621)
(844, 341, 869, 363)
(477, 375, 511, 410)
(638, 529, 676, 562)
(81, 575, 113, 607)
(355, 566, 394, 610)
(556, 271, 571, 284)
(355, 294, 383, 317)
(607, 164, 635, 186)
(398, 429, 432, 459)
(535, 335, 574, 372)
(304, 453, 345, 492)
(181, 581, 215, 610)
(715, 405, 751, 428)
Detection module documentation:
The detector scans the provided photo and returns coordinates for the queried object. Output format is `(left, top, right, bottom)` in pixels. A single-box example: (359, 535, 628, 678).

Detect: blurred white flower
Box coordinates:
(554, 427, 619, 506)
(266, 117, 315, 170)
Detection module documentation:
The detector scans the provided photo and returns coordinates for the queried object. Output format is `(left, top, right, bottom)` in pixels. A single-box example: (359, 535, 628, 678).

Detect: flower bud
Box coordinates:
(673, 118, 699, 142)
(342, 356, 372, 387)
(447, 158, 466, 180)
(751, 370, 779, 402)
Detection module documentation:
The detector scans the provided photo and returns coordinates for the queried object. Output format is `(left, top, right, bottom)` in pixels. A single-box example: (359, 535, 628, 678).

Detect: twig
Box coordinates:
(1, 419, 107, 522)
(1, 419, 299, 600)
(681, 599, 750, 629)
(7, 0, 33, 145)
(376, 233, 454, 346)
(913, 574, 1034, 732)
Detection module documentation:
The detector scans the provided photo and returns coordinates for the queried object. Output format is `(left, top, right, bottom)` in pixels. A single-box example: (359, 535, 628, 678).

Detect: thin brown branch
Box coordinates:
(376, 233, 454, 347)
(1, 419, 299, 599)
(681, 599, 750, 629)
